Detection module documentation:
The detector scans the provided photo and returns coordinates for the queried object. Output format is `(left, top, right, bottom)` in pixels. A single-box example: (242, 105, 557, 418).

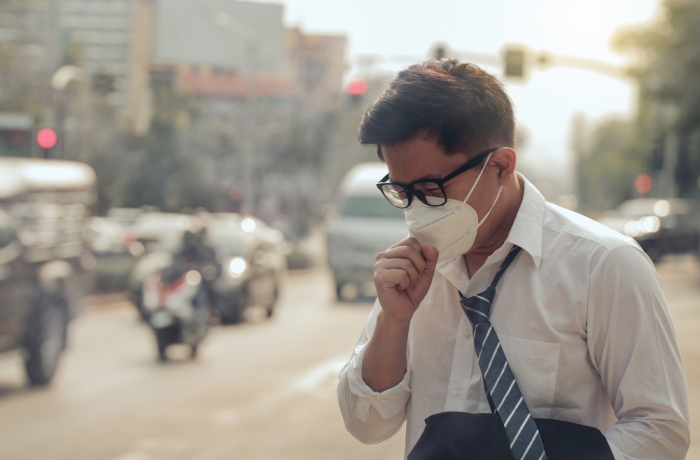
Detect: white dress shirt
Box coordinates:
(337, 175, 690, 460)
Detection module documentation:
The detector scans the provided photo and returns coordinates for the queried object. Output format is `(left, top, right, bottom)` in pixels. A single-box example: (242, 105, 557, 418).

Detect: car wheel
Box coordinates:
(265, 284, 279, 318)
(154, 328, 172, 361)
(24, 297, 67, 386)
(220, 303, 244, 325)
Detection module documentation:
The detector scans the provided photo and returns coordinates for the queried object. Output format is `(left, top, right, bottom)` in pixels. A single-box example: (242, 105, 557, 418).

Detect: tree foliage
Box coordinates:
(122, 86, 215, 212)
(614, 0, 700, 133)
(573, 116, 648, 212)
(603, 0, 700, 199)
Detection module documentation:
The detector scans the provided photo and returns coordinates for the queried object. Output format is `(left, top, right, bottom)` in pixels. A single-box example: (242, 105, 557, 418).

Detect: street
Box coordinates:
(0, 256, 699, 460)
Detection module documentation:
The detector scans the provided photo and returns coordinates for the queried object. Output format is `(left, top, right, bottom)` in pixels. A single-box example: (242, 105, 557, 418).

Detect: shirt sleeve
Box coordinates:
(337, 299, 411, 444)
(587, 244, 690, 459)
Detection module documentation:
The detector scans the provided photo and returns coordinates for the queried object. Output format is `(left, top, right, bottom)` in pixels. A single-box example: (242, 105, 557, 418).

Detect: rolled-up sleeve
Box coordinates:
(337, 300, 411, 444)
(587, 245, 690, 459)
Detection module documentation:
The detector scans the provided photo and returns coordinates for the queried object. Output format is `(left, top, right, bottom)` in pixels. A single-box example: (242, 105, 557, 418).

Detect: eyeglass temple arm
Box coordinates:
(441, 148, 498, 183)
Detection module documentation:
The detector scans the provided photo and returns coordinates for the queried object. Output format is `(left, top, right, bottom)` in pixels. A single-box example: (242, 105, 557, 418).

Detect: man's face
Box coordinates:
(381, 135, 502, 222)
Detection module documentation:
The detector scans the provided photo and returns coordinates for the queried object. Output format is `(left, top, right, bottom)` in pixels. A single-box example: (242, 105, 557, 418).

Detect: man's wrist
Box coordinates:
(377, 309, 413, 332)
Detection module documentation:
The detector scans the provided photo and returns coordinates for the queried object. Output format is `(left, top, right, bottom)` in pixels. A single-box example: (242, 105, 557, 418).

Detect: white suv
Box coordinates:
(326, 163, 408, 300)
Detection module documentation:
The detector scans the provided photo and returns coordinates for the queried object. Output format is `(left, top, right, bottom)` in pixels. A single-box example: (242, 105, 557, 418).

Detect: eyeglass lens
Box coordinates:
(380, 182, 447, 208)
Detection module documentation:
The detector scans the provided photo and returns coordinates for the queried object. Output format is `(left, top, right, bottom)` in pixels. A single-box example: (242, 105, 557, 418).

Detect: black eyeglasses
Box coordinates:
(376, 147, 500, 209)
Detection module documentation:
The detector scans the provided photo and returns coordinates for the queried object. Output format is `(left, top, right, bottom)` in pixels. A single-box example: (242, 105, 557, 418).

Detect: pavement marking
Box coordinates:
(117, 453, 151, 460)
(294, 356, 348, 392)
(208, 355, 349, 429)
(213, 409, 241, 425)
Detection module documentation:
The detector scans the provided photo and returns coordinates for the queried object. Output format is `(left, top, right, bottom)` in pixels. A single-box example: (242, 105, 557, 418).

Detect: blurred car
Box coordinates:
(598, 198, 700, 263)
(83, 216, 129, 256)
(127, 212, 286, 324)
(0, 158, 96, 385)
(207, 215, 287, 323)
(107, 207, 146, 231)
(326, 163, 408, 300)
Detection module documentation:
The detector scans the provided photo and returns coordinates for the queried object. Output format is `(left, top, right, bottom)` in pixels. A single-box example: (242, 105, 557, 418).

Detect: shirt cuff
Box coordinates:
(345, 343, 412, 422)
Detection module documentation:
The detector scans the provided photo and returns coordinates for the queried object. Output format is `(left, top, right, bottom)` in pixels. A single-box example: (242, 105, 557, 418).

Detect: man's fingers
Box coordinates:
(374, 267, 412, 291)
(422, 243, 438, 271)
(378, 244, 427, 275)
(375, 257, 420, 287)
(389, 236, 423, 254)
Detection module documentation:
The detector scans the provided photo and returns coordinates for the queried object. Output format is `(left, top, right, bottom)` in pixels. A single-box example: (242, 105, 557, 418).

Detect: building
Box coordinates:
(152, 0, 286, 73)
(0, 0, 151, 135)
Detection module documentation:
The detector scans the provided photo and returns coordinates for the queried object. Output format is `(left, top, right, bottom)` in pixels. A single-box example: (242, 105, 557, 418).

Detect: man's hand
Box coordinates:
(373, 237, 438, 325)
(362, 238, 437, 392)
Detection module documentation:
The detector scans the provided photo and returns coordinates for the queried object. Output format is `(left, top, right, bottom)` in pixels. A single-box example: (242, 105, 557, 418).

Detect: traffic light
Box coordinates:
(36, 128, 57, 159)
(346, 79, 369, 103)
(435, 46, 446, 60)
(503, 46, 526, 78)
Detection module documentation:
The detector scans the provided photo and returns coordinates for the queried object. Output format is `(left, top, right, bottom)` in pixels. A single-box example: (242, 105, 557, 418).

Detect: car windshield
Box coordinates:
(132, 215, 197, 253)
(340, 195, 406, 219)
(206, 227, 245, 256)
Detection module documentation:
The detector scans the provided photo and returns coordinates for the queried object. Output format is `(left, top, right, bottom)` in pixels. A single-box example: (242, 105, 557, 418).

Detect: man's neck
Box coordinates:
(463, 176, 525, 278)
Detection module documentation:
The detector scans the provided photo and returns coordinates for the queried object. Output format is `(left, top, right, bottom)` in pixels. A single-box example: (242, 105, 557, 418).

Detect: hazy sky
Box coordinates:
(256, 0, 661, 188)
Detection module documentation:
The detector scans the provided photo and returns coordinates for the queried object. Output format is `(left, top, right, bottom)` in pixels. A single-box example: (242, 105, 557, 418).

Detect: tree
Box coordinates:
(613, 0, 700, 197)
(572, 115, 648, 213)
(122, 85, 215, 212)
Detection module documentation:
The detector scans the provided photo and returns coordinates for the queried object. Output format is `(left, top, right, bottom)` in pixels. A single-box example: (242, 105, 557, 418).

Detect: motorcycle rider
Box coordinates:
(161, 227, 220, 310)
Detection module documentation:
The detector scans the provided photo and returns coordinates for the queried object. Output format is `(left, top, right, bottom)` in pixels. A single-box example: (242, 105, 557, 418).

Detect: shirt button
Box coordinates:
(454, 388, 461, 396)
(463, 331, 470, 339)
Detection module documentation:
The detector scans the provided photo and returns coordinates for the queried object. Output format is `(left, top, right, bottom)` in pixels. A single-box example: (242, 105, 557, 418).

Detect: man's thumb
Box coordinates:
(422, 243, 438, 271)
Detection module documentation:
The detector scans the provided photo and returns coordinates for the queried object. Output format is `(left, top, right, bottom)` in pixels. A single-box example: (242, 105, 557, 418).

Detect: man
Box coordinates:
(337, 60, 690, 459)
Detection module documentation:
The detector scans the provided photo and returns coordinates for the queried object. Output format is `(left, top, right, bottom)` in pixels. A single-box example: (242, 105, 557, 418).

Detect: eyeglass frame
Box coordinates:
(376, 147, 501, 209)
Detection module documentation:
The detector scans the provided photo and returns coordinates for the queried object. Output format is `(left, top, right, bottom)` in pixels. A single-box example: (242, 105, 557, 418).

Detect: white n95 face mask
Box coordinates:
(404, 154, 502, 263)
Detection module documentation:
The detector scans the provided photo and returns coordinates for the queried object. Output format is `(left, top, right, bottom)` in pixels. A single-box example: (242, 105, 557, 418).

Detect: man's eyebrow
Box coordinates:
(388, 172, 444, 183)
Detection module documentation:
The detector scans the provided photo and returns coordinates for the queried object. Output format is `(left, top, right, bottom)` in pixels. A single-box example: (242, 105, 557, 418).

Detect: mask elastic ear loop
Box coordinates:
(462, 153, 493, 205)
(476, 186, 503, 229)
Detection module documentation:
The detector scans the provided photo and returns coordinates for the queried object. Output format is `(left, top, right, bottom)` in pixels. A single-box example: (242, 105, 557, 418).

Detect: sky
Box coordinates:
(256, 0, 661, 192)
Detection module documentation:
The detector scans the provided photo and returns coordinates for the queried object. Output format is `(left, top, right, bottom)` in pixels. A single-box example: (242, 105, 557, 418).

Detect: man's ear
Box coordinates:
(490, 148, 516, 186)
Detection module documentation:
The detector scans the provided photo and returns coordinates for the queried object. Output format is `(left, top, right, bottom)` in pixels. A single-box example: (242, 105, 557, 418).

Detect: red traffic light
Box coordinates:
(635, 173, 652, 195)
(36, 128, 57, 149)
(346, 79, 369, 97)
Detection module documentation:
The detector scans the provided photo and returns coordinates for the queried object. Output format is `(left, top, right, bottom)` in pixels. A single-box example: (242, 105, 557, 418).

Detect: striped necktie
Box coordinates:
(459, 246, 547, 460)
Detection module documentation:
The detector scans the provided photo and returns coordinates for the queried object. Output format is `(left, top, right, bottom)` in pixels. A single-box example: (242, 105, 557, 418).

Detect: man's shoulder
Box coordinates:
(542, 202, 638, 252)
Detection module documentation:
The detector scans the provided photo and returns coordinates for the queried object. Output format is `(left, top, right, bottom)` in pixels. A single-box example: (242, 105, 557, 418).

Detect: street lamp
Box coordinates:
(50, 65, 86, 159)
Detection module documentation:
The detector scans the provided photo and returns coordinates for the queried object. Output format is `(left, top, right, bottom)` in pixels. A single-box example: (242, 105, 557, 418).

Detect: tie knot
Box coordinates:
(459, 287, 495, 325)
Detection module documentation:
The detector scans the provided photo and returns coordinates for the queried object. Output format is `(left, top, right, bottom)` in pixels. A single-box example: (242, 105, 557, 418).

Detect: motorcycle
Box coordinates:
(142, 266, 210, 361)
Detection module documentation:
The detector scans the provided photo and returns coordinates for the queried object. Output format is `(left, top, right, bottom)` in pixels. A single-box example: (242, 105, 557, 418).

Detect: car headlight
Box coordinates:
(624, 220, 642, 237)
(228, 257, 247, 278)
(640, 215, 661, 233)
(626, 216, 661, 237)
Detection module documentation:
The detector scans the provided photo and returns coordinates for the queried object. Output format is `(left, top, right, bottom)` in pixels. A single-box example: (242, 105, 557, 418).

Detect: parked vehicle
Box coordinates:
(598, 198, 700, 263)
(326, 163, 408, 300)
(142, 266, 209, 361)
(0, 158, 95, 385)
(128, 212, 286, 324)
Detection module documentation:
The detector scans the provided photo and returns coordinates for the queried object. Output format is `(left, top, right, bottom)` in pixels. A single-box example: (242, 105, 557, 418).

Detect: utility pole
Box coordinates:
(203, 7, 259, 214)
(40, 0, 62, 158)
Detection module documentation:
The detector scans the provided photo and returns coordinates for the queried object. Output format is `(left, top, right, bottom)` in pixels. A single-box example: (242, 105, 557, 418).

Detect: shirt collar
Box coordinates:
(435, 173, 545, 287)
(506, 174, 544, 268)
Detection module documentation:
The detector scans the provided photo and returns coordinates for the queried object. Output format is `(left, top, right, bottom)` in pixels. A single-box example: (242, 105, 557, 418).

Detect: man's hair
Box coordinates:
(358, 59, 515, 160)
